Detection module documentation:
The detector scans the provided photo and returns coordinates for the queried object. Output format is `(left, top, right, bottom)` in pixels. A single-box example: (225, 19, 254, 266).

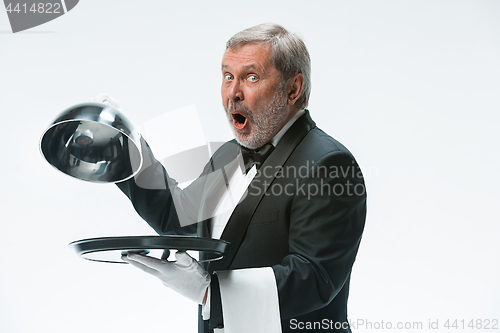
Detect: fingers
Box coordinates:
(122, 252, 199, 276)
(126, 253, 167, 271)
(121, 255, 162, 277)
(91, 93, 122, 110)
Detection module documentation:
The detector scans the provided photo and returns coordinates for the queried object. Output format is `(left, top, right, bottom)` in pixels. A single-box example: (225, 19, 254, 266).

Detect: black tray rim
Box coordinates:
(68, 235, 230, 264)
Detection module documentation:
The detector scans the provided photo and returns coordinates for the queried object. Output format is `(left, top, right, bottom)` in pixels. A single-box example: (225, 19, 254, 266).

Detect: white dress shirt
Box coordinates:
(203, 109, 306, 333)
(210, 109, 305, 239)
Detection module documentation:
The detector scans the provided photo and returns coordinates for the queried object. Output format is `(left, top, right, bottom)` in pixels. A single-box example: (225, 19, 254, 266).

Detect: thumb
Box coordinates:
(90, 93, 122, 110)
(175, 251, 194, 267)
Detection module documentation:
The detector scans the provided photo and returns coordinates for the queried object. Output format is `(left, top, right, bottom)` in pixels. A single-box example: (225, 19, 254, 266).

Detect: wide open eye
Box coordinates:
(247, 75, 259, 82)
(224, 74, 234, 81)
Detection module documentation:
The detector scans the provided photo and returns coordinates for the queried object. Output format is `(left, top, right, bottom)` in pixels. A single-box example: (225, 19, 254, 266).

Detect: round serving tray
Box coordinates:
(68, 235, 230, 264)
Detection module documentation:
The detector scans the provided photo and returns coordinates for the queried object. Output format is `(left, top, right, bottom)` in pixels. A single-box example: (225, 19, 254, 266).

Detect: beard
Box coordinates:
(224, 83, 288, 149)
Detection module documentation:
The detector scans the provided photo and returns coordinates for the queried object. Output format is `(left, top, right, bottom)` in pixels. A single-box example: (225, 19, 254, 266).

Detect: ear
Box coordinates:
(286, 73, 304, 106)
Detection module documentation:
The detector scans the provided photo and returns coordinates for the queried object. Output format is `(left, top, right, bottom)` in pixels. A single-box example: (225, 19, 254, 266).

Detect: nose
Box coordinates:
(226, 80, 243, 102)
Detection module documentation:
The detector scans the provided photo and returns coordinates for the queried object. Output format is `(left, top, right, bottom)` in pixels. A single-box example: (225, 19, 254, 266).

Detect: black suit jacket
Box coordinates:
(117, 111, 366, 332)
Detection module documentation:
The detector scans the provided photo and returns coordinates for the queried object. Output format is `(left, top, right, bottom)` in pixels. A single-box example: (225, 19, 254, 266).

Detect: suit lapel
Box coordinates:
(208, 111, 316, 272)
(197, 142, 240, 263)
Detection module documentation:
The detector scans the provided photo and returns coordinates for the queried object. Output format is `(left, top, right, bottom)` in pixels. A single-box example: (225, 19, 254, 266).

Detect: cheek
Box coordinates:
(221, 88, 228, 104)
(251, 92, 270, 109)
(245, 91, 259, 107)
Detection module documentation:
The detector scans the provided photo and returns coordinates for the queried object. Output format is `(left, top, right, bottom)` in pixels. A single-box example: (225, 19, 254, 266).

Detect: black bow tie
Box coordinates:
(240, 143, 275, 174)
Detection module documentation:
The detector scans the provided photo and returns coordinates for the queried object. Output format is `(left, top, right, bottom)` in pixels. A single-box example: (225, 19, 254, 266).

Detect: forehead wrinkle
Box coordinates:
(222, 63, 261, 71)
(222, 44, 273, 73)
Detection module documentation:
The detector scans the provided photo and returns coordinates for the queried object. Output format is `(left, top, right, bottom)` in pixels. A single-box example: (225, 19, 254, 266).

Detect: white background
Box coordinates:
(1, 1, 499, 332)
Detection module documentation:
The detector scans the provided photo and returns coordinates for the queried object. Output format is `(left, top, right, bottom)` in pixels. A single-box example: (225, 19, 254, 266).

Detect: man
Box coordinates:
(117, 23, 366, 333)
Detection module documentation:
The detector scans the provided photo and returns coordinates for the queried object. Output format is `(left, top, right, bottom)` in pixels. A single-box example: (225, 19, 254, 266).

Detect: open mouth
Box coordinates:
(231, 112, 247, 130)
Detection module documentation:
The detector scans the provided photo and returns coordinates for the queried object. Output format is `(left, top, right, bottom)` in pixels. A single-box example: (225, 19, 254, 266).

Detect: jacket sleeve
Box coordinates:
(272, 150, 367, 318)
(115, 136, 205, 236)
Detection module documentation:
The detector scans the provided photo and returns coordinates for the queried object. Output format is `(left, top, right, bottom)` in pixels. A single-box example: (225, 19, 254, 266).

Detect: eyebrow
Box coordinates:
(221, 64, 259, 72)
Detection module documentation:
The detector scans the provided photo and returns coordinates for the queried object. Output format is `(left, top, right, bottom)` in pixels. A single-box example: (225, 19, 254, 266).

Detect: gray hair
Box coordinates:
(226, 23, 311, 110)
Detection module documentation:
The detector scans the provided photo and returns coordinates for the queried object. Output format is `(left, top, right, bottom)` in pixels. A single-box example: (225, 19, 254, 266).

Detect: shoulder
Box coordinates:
(284, 110, 355, 160)
(289, 125, 357, 166)
(202, 139, 240, 173)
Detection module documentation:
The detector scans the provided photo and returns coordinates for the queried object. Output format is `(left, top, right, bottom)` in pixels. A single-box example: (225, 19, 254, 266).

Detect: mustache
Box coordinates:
(227, 102, 254, 122)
